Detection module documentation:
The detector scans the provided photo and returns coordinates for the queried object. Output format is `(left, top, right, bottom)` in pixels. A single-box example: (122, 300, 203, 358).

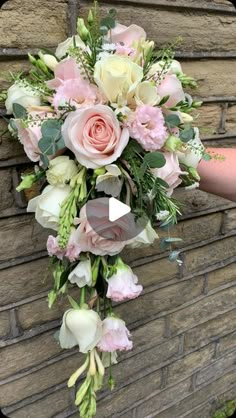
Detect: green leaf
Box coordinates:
(12, 103, 27, 119)
(202, 152, 212, 161)
(159, 95, 170, 106)
(179, 125, 195, 143)
(169, 250, 181, 262)
(100, 16, 116, 30)
(164, 114, 181, 128)
(123, 139, 143, 159)
(109, 8, 117, 17)
(157, 177, 169, 188)
(68, 295, 80, 309)
(144, 151, 166, 168)
(38, 119, 65, 156)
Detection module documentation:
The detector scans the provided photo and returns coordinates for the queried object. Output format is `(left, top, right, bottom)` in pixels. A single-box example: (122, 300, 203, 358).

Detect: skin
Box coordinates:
(198, 148, 236, 202)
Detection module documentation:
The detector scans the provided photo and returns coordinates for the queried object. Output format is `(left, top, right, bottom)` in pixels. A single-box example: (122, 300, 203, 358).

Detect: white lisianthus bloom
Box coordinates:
(177, 128, 204, 168)
(59, 308, 102, 353)
(96, 164, 122, 197)
(55, 35, 85, 59)
(94, 55, 143, 103)
(5, 82, 41, 115)
(46, 156, 78, 187)
(127, 221, 158, 248)
(27, 184, 71, 230)
(133, 81, 160, 106)
(38, 51, 58, 71)
(68, 259, 93, 287)
(148, 59, 183, 79)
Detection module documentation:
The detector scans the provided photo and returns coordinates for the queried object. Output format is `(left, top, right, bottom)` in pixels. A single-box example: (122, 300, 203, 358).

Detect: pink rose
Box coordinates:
(152, 152, 185, 196)
(128, 105, 168, 151)
(47, 58, 81, 90)
(109, 23, 146, 46)
(106, 258, 143, 302)
(157, 74, 185, 108)
(97, 317, 133, 352)
(74, 198, 135, 256)
(62, 105, 129, 169)
(16, 119, 41, 162)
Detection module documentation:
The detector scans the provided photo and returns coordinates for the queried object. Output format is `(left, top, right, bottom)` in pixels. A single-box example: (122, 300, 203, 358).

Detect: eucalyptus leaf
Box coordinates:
(179, 125, 195, 143)
(144, 152, 166, 168)
(164, 114, 181, 128)
(169, 250, 181, 262)
(12, 103, 27, 119)
(202, 152, 212, 161)
(38, 119, 65, 156)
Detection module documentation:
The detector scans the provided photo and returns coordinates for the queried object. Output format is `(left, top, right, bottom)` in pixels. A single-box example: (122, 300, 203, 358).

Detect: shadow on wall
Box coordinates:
(0, 410, 8, 418)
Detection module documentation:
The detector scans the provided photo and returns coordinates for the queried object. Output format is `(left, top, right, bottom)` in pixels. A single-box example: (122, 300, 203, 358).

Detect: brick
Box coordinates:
(135, 376, 191, 418)
(193, 104, 222, 138)
(184, 308, 236, 351)
(208, 262, 236, 291)
(180, 403, 213, 418)
(196, 351, 236, 386)
(8, 387, 73, 418)
(0, 330, 62, 379)
(173, 188, 234, 217)
(130, 318, 165, 351)
(167, 345, 214, 386)
(0, 0, 68, 49)
(131, 258, 178, 287)
(0, 215, 49, 263)
(0, 353, 79, 408)
(116, 276, 204, 326)
(223, 208, 236, 234)
(0, 168, 14, 213)
(0, 59, 30, 90)
(219, 331, 236, 356)
(81, 3, 236, 54)
(0, 119, 24, 161)
(0, 258, 52, 306)
(182, 60, 236, 97)
(225, 104, 236, 134)
(0, 311, 10, 338)
(168, 286, 236, 336)
(183, 236, 236, 274)
(124, 212, 223, 265)
(17, 292, 75, 330)
(97, 369, 162, 417)
(152, 369, 236, 418)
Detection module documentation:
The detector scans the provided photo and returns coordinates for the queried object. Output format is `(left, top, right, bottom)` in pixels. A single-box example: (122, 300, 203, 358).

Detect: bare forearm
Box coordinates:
(198, 148, 236, 202)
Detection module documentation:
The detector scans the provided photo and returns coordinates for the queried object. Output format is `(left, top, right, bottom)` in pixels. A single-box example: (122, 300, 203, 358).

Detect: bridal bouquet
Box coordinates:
(3, 2, 210, 416)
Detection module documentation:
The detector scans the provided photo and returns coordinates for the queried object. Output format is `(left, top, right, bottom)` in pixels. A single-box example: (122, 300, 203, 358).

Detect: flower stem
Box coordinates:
(80, 287, 86, 307)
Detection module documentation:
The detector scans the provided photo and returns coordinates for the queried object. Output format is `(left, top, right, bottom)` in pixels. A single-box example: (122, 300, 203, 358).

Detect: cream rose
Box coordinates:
(133, 81, 160, 107)
(94, 55, 143, 103)
(46, 156, 78, 186)
(27, 184, 71, 230)
(5, 82, 41, 115)
(62, 105, 129, 169)
(55, 35, 85, 59)
(177, 128, 204, 168)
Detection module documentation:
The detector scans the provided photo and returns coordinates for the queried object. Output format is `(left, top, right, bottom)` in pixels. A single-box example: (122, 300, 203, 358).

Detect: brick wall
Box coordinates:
(0, 1, 236, 417)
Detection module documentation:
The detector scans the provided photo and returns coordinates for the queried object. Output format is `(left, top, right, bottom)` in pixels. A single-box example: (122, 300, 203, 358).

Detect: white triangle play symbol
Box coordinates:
(109, 197, 131, 222)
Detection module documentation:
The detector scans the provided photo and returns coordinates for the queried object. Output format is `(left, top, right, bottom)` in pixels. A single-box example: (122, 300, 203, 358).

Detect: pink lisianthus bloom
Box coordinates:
(106, 258, 143, 302)
(157, 74, 185, 108)
(115, 43, 136, 58)
(97, 317, 133, 352)
(65, 230, 81, 262)
(47, 58, 82, 89)
(109, 23, 146, 46)
(73, 199, 134, 256)
(151, 151, 186, 196)
(46, 235, 65, 260)
(128, 105, 168, 151)
(52, 78, 97, 109)
(62, 105, 129, 169)
(15, 113, 44, 162)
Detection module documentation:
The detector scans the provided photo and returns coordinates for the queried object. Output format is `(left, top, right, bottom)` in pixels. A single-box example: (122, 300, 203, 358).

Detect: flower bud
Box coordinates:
(77, 18, 89, 41)
(180, 112, 193, 123)
(68, 357, 89, 387)
(38, 51, 58, 71)
(164, 135, 185, 153)
(188, 166, 200, 181)
(28, 53, 37, 65)
(87, 9, 94, 25)
(16, 174, 37, 192)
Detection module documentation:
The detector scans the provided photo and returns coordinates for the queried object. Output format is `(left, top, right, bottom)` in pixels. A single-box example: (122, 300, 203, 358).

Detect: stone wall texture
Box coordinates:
(0, 0, 236, 417)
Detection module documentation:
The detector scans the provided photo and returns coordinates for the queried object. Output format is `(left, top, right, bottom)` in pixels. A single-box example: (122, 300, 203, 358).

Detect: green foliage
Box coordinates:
(100, 8, 117, 35)
(12, 103, 27, 119)
(143, 151, 166, 168)
(38, 119, 65, 167)
(213, 400, 236, 418)
(179, 124, 195, 143)
(165, 114, 181, 128)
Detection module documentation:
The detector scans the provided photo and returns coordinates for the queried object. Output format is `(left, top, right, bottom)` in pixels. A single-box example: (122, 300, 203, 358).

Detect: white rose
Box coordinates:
(94, 55, 143, 103)
(177, 128, 204, 168)
(5, 82, 41, 115)
(68, 259, 93, 288)
(59, 308, 102, 353)
(55, 35, 85, 59)
(128, 221, 158, 248)
(133, 81, 160, 106)
(27, 184, 71, 230)
(46, 156, 78, 186)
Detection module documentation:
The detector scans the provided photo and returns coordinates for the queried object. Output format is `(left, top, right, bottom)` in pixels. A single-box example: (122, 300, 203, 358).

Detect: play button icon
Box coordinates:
(109, 197, 131, 222)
